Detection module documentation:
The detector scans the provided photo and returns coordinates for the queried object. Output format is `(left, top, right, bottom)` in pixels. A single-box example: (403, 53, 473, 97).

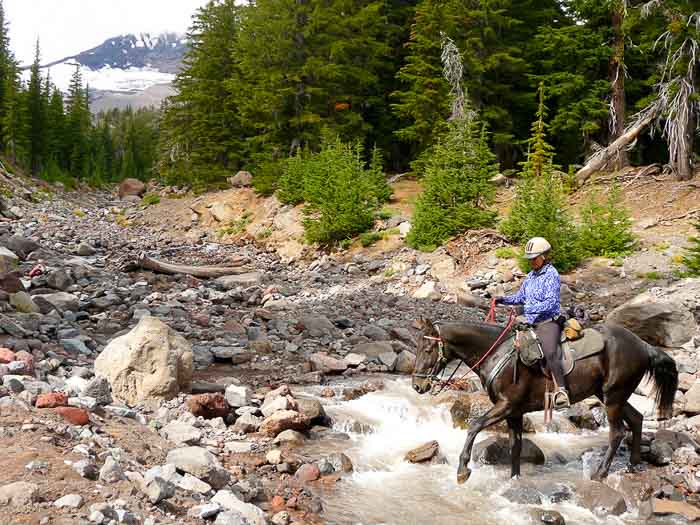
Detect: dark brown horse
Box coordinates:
(412, 317, 678, 483)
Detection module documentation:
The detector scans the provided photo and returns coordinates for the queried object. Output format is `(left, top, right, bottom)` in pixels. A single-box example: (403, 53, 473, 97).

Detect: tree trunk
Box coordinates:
(576, 105, 658, 186)
(608, 6, 628, 170)
(676, 110, 695, 181)
(127, 253, 249, 278)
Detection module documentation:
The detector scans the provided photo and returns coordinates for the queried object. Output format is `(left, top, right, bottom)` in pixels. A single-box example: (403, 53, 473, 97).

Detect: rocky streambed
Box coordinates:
(0, 181, 699, 524)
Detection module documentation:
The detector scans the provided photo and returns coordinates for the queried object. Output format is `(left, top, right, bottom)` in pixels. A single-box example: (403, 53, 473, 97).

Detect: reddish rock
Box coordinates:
(55, 407, 90, 426)
(185, 393, 230, 419)
(14, 351, 34, 375)
(295, 464, 321, 482)
(192, 314, 210, 327)
(0, 272, 24, 293)
(0, 348, 15, 364)
(271, 495, 286, 510)
(223, 320, 246, 335)
(118, 178, 146, 198)
(286, 497, 298, 509)
(259, 410, 311, 437)
(36, 392, 68, 408)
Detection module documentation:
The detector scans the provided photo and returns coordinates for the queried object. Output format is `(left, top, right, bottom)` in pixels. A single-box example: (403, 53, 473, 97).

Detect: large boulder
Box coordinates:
(575, 480, 627, 516)
(0, 481, 39, 506)
(32, 292, 80, 313)
(473, 436, 545, 465)
(230, 171, 253, 188)
(259, 410, 311, 437)
(118, 178, 146, 198)
(94, 316, 193, 405)
(0, 247, 18, 274)
(166, 447, 228, 488)
(607, 293, 697, 347)
(211, 490, 266, 525)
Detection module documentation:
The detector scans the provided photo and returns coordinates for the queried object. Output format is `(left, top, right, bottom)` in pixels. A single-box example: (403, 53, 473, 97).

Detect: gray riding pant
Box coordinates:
(535, 320, 567, 390)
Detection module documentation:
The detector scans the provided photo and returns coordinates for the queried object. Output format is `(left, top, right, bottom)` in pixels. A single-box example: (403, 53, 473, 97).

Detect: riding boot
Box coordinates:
(549, 361, 570, 410)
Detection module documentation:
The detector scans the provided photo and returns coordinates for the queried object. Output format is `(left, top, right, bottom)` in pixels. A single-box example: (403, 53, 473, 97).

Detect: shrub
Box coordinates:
(360, 231, 384, 247)
(578, 184, 635, 258)
(407, 118, 498, 251)
(495, 247, 518, 259)
(275, 134, 391, 246)
(142, 193, 161, 206)
(683, 222, 700, 276)
(499, 84, 583, 272)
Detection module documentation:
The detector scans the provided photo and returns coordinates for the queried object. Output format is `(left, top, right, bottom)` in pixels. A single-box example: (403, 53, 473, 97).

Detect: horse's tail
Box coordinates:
(646, 345, 678, 420)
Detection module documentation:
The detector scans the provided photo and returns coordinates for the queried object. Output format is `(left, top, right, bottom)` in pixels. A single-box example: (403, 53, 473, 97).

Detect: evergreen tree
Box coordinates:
(27, 40, 47, 174)
(0, 0, 12, 150)
(500, 84, 582, 271)
(65, 67, 91, 179)
(578, 184, 636, 257)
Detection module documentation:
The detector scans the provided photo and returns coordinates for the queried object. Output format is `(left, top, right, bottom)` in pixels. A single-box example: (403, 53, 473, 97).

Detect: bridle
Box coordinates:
(412, 301, 517, 395)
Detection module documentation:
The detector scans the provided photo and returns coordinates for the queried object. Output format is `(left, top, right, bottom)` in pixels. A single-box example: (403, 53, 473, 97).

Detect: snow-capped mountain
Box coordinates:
(23, 32, 187, 111)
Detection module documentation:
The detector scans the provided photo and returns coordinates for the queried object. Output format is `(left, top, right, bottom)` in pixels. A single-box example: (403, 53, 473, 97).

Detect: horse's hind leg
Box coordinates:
(622, 402, 643, 466)
(457, 401, 511, 484)
(592, 402, 625, 481)
(507, 415, 524, 479)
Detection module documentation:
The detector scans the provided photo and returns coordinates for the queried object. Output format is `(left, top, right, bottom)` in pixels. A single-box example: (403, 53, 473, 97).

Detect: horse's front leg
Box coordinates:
(507, 415, 524, 479)
(457, 401, 511, 484)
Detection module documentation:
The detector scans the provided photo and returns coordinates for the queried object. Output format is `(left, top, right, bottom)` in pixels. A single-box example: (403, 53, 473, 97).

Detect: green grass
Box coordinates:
(360, 231, 384, 247)
(383, 267, 399, 278)
(255, 227, 273, 240)
(638, 271, 663, 280)
(218, 213, 253, 237)
(339, 238, 353, 250)
(655, 242, 670, 252)
(142, 193, 161, 206)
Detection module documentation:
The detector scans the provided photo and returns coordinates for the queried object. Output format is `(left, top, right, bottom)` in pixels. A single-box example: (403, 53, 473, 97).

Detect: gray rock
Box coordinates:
(363, 325, 389, 341)
(166, 446, 221, 479)
(77, 243, 96, 256)
(309, 352, 347, 374)
(82, 376, 112, 405)
(144, 477, 175, 504)
(353, 341, 394, 360)
(61, 338, 91, 355)
(72, 459, 98, 480)
(47, 269, 75, 291)
(9, 292, 39, 313)
(273, 429, 306, 444)
(33, 292, 80, 313)
(232, 413, 262, 433)
(0, 247, 19, 274)
(54, 493, 84, 508)
(575, 480, 627, 516)
(0, 481, 39, 506)
(99, 457, 125, 483)
(395, 350, 416, 374)
(378, 351, 397, 370)
(225, 384, 252, 408)
(178, 473, 212, 494)
(214, 511, 251, 525)
(301, 316, 336, 338)
(188, 503, 222, 519)
(215, 273, 262, 290)
(144, 464, 181, 486)
(225, 441, 255, 454)
(211, 490, 267, 525)
(474, 436, 545, 465)
(68, 397, 98, 410)
(162, 420, 202, 445)
(0, 315, 27, 337)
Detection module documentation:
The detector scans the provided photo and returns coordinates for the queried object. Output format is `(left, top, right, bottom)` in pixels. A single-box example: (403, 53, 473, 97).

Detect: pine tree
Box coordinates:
(66, 66, 90, 179)
(27, 40, 47, 174)
(500, 84, 582, 271)
(0, 0, 12, 150)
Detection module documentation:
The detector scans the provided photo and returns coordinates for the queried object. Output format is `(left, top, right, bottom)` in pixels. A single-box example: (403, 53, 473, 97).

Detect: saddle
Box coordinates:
(516, 326, 605, 376)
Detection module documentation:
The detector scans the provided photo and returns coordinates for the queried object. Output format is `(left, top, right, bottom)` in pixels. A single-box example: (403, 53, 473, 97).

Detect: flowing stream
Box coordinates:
(298, 378, 653, 525)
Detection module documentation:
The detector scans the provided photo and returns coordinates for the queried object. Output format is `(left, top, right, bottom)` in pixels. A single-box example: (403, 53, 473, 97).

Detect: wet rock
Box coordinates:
(186, 393, 230, 419)
(528, 508, 565, 525)
(295, 397, 327, 425)
(565, 404, 599, 430)
(651, 499, 700, 520)
(607, 294, 696, 347)
(524, 412, 578, 433)
(211, 490, 267, 525)
(94, 316, 193, 405)
(395, 350, 416, 374)
(295, 463, 321, 482)
(405, 440, 440, 463)
(450, 393, 507, 432)
(9, 292, 39, 313)
(260, 410, 311, 437)
(0, 481, 39, 506)
(575, 481, 627, 516)
(473, 436, 545, 465)
(310, 352, 347, 374)
(118, 178, 146, 198)
(144, 477, 175, 504)
(328, 452, 354, 473)
(55, 406, 90, 426)
(273, 429, 306, 444)
(342, 379, 384, 400)
(54, 494, 83, 509)
(36, 392, 68, 408)
(501, 483, 543, 505)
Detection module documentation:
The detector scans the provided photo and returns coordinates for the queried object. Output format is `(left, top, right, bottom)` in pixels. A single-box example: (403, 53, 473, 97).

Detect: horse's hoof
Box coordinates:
(590, 472, 606, 482)
(457, 469, 471, 485)
(511, 474, 521, 481)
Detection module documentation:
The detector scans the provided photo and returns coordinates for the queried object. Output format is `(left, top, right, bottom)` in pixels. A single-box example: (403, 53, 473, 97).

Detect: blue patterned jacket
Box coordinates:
(499, 263, 561, 324)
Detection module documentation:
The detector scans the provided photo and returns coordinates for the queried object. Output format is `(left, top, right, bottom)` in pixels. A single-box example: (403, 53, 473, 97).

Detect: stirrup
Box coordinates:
(553, 388, 570, 410)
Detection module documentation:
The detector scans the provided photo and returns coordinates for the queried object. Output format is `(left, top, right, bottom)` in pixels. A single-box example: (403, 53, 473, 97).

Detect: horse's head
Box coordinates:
(412, 317, 448, 394)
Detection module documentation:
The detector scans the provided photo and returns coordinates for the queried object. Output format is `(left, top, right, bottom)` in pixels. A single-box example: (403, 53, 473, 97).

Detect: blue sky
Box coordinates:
(6, 0, 209, 65)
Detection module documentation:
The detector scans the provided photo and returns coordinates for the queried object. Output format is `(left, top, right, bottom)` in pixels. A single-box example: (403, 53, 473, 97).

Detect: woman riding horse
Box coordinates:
(495, 237, 570, 410)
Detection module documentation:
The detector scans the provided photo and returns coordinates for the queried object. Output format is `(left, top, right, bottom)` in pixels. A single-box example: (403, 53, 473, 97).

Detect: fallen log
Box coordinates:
(576, 105, 659, 186)
(129, 252, 249, 278)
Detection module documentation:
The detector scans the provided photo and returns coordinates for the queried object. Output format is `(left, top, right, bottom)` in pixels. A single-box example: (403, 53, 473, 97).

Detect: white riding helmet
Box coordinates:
(524, 237, 552, 259)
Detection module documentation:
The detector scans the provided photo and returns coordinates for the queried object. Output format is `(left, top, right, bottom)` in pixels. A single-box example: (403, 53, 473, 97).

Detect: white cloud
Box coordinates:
(5, 0, 209, 65)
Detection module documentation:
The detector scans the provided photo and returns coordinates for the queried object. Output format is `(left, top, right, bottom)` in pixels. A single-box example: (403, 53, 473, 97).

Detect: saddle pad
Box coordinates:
(561, 328, 605, 376)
